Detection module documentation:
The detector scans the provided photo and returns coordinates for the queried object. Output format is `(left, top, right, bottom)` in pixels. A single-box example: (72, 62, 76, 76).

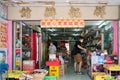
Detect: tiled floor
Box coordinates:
(60, 64, 92, 80)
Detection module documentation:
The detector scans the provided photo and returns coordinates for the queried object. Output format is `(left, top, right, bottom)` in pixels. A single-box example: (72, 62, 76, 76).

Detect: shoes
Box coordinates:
(74, 71, 77, 74)
(77, 71, 84, 75)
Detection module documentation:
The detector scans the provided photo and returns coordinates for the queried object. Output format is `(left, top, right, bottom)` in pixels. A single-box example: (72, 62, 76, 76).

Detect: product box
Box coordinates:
(23, 60, 35, 71)
(49, 66, 60, 79)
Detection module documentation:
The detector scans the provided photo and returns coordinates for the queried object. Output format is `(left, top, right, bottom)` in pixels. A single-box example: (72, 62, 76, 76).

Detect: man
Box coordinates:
(74, 37, 86, 74)
(49, 41, 57, 54)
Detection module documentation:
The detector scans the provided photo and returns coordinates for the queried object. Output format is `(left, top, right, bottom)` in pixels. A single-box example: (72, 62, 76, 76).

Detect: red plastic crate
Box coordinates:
(46, 61, 61, 66)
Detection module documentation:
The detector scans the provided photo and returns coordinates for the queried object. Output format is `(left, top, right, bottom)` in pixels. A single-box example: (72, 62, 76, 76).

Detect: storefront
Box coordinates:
(12, 21, 41, 70)
(6, 4, 120, 80)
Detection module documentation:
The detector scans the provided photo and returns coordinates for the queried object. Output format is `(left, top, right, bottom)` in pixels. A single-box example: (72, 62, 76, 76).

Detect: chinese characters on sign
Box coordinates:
(20, 7, 32, 18)
(0, 19, 8, 48)
(41, 19, 85, 28)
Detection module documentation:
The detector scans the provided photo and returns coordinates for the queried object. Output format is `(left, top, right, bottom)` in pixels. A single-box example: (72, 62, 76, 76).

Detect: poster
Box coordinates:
(0, 49, 7, 64)
(0, 18, 8, 48)
(0, 18, 8, 64)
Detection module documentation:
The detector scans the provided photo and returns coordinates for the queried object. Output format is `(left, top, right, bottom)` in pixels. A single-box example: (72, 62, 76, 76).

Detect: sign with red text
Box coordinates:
(40, 19, 85, 28)
(0, 18, 8, 48)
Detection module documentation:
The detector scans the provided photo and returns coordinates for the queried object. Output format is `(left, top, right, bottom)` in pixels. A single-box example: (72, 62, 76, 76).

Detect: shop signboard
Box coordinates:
(0, 18, 8, 48)
(41, 19, 85, 28)
(0, 18, 8, 65)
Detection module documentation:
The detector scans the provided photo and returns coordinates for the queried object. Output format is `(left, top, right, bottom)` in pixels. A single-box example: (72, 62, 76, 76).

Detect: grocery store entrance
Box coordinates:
(14, 19, 118, 80)
(40, 20, 118, 80)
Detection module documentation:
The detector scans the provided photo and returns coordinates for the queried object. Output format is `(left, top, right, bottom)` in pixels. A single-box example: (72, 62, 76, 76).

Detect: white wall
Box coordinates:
(8, 6, 119, 20)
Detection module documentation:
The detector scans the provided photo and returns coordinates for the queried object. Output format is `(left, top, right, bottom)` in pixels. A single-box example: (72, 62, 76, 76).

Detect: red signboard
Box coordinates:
(40, 19, 85, 28)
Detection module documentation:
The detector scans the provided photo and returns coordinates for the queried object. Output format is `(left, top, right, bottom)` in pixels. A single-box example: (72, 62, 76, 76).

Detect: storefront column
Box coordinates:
(113, 21, 118, 56)
(118, 21, 120, 64)
(7, 21, 12, 70)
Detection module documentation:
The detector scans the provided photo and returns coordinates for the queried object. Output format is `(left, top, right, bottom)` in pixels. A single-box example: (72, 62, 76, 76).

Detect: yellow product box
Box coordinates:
(92, 72, 106, 77)
(49, 72, 60, 79)
(49, 66, 60, 79)
(94, 74, 108, 80)
(7, 70, 28, 78)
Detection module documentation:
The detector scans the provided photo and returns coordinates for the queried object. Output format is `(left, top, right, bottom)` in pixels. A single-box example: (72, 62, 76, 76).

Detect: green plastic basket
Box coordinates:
(44, 76, 57, 80)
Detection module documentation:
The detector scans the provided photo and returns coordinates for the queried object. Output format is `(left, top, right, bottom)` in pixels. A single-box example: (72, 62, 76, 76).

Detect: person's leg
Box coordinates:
(77, 54, 84, 74)
(78, 61, 82, 72)
(74, 62, 77, 72)
(74, 55, 77, 73)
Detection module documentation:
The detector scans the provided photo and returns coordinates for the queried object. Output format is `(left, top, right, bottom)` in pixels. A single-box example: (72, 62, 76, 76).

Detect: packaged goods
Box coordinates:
(44, 76, 57, 80)
(23, 60, 35, 71)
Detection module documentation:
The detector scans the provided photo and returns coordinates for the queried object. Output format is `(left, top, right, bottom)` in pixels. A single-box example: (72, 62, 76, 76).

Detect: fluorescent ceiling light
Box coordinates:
(98, 21, 111, 28)
(105, 25, 112, 30)
(72, 33, 80, 36)
(51, 34, 58, 36)
(73, 29, 82, 32)
(47, 29, 56, 32)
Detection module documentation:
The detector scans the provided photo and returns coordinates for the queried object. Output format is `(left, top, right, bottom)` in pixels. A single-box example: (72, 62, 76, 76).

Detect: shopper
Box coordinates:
(73, 37, 86, 74)
(48, 41, 57, 54)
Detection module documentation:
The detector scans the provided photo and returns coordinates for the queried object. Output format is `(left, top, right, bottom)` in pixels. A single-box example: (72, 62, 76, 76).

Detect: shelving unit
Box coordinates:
(84, 29, 102, 51)
(22, 26, 32, 60)
(13, 22, 22, 70)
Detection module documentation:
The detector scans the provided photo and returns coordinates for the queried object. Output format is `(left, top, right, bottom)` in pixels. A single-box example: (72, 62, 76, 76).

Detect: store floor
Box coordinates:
(60, 64, 92, 80)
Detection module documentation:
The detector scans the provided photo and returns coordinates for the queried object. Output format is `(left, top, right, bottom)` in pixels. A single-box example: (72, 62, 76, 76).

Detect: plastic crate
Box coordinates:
(44, 76, 57, 80)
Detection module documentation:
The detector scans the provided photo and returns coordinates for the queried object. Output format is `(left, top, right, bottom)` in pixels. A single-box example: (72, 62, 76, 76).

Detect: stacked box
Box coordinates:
(23, 60, 35, 71)
(49, 66, 60, 79)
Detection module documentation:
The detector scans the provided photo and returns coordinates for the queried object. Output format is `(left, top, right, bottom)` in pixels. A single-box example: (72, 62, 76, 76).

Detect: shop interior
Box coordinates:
(10, 20, 118, 80)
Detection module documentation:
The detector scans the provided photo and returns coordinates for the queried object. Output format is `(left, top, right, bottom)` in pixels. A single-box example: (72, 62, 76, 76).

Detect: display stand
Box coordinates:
(46, 60, 61, 80)
(90, 55, 104, 79)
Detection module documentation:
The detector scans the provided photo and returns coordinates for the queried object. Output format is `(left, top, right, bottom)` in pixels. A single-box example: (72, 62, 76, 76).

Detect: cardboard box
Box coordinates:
(23, 60, 35, 71)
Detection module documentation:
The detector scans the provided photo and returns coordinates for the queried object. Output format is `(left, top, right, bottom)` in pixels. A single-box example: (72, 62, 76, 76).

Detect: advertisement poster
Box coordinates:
(0, 18, 8, 48)
(0, 18, 8, 65)
(0, 49, 7, 64)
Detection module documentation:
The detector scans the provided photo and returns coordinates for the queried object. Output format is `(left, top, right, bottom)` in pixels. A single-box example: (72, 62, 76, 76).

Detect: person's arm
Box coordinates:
(77, 45, 86, 52)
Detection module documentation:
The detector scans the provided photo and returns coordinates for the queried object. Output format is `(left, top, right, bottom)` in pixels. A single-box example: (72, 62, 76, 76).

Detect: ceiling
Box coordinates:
(0, 0, 120, 6)
(40, 20, 105, 41)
